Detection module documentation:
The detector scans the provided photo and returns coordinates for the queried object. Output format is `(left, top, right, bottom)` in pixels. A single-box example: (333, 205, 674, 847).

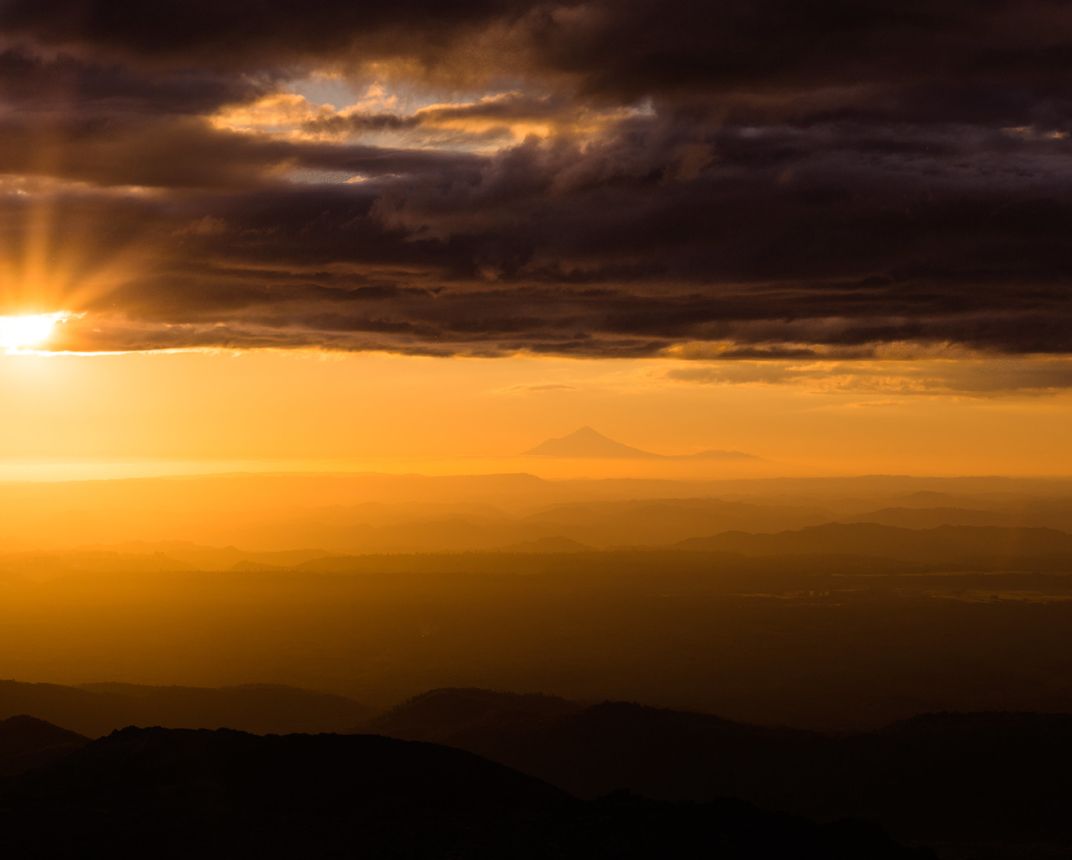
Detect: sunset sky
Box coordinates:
(1, 1, 1070, 477)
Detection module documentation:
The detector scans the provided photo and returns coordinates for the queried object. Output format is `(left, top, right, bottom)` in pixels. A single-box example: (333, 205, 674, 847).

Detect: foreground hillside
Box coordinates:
(0, 724, 924, 859)
(0, 715, 88, 777)
(4, 687, 1071, 857)
(371, 690, 1072, 858)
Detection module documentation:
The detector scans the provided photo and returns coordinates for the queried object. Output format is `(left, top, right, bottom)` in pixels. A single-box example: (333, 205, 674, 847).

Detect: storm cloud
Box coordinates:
(1, 0, 1070, 370)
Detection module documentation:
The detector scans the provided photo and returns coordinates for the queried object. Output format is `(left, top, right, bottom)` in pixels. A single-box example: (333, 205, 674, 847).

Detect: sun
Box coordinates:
(0, 312, 68, 352)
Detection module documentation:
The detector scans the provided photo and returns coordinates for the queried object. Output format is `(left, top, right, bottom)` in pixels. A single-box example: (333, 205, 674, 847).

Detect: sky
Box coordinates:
(0, 0, 1070, 476)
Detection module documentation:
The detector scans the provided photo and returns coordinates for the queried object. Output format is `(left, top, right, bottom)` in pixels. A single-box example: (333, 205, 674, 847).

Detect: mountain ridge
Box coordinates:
(0, 680, 370, 738)
(0, 723, 924, 859)
(365, 687, 1072, 854)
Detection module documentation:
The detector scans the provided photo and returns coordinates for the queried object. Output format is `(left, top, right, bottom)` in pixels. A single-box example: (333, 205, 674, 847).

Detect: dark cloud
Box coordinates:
(0, 0, 533, 68)
(0, 1, 1070, 380)
(0, 47, 273, 115)
(0, 116, 481, 187)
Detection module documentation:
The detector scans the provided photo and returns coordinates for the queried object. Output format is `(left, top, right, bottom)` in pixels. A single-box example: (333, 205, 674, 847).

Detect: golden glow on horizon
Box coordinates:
(0, 312, 68, 352)
(0, 350, 1070, 479)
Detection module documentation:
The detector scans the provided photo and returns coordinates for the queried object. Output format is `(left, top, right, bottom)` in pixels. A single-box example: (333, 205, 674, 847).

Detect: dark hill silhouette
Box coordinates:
(678, 522, 1072, 566)
(276, 496, 827, 552)
(366, 688, 583, 746)
(839, 506, 1009, 528)
(523, 497, 828, 545)
(0, 680, 370, 737)
(525, 426, 755, 461)
(496, 535, 594, 553)
(370, 695, 830, 807)
(0, 715, 88, 777)
(0, 725, 925, 859)
(369, 691, 1072, 855)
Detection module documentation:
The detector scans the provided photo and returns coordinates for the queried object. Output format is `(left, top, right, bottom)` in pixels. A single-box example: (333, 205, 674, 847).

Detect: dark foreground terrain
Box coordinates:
(370, 690, 1072, 859)
(4, 693, 1072, 859)
(0, 717, 924, 859)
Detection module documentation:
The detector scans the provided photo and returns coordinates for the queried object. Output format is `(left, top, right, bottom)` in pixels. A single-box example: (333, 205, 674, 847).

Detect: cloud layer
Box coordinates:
(1, 1, 1070, 379)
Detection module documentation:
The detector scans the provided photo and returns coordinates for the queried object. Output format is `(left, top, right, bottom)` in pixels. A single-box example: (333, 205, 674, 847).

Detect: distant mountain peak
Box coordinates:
(571, 425, 605, 438)
(524, 427, 757, 461)
(525, 428, 658, 459)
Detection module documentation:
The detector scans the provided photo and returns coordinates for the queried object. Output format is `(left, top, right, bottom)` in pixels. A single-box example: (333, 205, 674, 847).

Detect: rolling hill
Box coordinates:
(369, 689, 1072, 856)
(0, 715, 88, 777)
(0, 724, 924, 859)
(678, 522, 1072, 565)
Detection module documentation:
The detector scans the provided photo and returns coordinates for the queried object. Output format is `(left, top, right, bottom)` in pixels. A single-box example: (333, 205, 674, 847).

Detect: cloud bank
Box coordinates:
(1, 1, 1070, 385)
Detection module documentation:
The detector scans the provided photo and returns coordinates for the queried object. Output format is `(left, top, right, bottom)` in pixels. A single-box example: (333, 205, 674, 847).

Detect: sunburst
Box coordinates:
(0, 312, 69, 352)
